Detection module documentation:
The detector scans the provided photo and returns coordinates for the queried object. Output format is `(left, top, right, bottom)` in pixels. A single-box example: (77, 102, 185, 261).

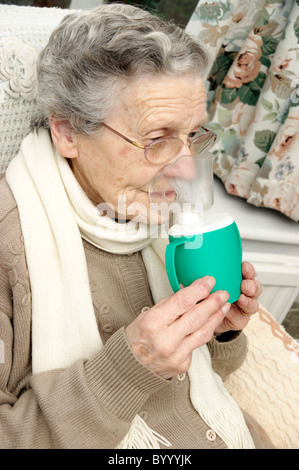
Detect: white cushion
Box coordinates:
(0, 5, 70, 172)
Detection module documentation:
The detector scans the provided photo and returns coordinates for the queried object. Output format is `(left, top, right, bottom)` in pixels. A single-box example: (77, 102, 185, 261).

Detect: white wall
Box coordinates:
(70, 0, 104, 10)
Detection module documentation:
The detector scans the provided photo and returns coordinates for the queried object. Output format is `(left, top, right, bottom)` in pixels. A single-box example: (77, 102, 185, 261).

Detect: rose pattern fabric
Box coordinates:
(223, 34, 263, 88)
(186, 0, 299, 222)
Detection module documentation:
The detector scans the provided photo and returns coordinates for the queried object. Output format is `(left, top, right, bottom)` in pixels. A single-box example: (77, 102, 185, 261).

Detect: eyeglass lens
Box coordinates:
(146, 132, 215, 164)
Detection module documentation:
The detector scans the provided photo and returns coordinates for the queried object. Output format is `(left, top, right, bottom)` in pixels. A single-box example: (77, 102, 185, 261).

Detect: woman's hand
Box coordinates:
(214, 261, 262, 336)
(125, 276, 230, 379)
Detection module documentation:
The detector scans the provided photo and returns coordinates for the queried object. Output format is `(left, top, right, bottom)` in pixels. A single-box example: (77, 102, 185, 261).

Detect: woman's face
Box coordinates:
(69, 73, 207, 224)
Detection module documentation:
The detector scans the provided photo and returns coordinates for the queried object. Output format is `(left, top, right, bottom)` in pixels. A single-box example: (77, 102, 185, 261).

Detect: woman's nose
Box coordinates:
(163, 153, 197, 181)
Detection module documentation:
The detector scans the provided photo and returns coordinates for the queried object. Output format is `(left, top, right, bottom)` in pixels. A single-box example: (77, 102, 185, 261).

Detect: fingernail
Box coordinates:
(220, 290, 229, 302)
(222, 302, 231, 315)
(205, 276, 216, 290)
(244, 280, 253, 294)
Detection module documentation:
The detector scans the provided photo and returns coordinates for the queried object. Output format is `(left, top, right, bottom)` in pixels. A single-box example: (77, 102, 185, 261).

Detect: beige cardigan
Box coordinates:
(0, 174, 273, 449)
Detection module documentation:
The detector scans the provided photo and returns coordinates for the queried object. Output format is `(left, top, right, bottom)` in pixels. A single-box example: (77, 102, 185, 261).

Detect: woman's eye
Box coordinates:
(188, 131, 197, 139)
(148, 136, 165, 143)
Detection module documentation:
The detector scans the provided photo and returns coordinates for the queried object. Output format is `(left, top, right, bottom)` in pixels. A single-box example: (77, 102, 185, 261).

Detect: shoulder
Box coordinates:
(0, 172, 29, 311)
(0, 173, 26, 319)
(0, 172, 23, 248)
(0, 172, 18, 223)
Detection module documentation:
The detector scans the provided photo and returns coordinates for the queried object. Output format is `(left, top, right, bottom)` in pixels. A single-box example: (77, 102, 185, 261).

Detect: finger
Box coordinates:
(184, 302, 230, 350)
(164, 276, 216, 323)
(173, 290, 230, 336)
(241, 261, 256, 279)
(241, 279, 262, 299)
(237, 294, 259, 316)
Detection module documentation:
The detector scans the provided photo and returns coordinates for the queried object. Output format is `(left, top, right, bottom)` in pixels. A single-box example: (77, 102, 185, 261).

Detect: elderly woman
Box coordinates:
(0, 4, 272, 449)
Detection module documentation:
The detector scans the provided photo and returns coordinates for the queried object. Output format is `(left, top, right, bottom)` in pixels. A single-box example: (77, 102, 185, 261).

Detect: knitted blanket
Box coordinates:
(225, 305, 299, 449)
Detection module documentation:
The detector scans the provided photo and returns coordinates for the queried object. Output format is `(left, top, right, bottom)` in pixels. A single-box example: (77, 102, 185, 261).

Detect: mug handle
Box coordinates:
(165, 236, 195, 293)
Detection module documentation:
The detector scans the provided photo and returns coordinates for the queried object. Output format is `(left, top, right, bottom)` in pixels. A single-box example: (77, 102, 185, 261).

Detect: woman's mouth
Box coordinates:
(150, 189, 177, 203)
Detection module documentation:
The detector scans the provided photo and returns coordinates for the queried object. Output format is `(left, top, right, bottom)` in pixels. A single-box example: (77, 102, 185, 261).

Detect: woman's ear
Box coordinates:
(49, 118, 79, 159)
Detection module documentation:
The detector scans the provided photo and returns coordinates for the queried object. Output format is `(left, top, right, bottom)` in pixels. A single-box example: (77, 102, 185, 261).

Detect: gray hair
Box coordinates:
(32, 3, 210, 135)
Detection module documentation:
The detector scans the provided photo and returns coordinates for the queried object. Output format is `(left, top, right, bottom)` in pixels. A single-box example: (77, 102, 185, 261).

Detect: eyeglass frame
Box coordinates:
(100, 122, 217, 165)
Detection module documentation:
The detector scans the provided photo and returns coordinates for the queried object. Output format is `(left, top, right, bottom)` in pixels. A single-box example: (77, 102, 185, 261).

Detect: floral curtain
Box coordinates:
(186, 0, 299, 222)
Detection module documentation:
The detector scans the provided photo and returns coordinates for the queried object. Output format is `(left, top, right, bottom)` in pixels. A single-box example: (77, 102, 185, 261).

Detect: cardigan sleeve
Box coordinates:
(207, 331, 248, 382)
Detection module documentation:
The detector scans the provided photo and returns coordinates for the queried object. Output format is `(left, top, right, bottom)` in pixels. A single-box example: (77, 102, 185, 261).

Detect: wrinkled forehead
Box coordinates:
(113, 74, 208, 134)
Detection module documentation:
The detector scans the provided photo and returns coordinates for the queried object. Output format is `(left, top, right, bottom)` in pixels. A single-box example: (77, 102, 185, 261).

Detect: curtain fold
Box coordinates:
(186, 0, 299, 222)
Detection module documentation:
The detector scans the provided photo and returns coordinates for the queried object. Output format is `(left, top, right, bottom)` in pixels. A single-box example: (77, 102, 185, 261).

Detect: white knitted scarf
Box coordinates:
(6, 130, 255, 449)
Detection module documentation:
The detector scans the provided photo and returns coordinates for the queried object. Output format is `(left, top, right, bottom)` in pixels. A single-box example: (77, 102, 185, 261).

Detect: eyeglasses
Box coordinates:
(100, 122, 217, 165)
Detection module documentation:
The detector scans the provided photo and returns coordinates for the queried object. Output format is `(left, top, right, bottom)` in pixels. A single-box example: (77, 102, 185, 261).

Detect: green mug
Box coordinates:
(165, 214, 243, 303)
